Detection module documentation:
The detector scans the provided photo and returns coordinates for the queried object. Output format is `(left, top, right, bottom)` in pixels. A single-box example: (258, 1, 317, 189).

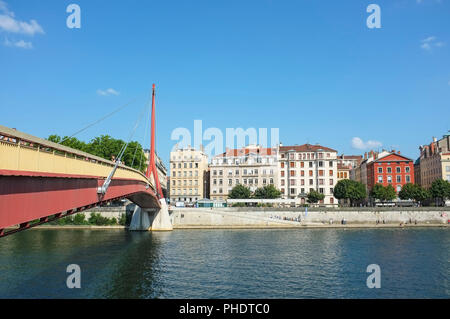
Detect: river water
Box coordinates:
(0, 228, 448, 298)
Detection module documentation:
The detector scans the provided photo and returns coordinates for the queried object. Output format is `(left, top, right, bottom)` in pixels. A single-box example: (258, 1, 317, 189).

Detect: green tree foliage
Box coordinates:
(430, 179, 450, 206)
(333, 180, 367, 206)
(370, 183, 397, 202)
(398, 183, 430, 205)
(306, 190, 325, 204)
(228, 185, 252, 199)
(253, 185, 282, 199)
(47, 134, 147, 172)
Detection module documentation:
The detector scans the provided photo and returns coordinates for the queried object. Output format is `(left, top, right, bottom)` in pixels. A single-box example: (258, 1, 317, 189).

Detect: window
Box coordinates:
(309, 170, 313, 176)
(387, 167, 392, 173)
(405, 167, 410, 173)
(309, 162, 313, 168)
(281, 162, 285, 168)
(173, 171, 176, 177)
(329, 170, 333, 176)
(330, 197, 334, 204)
(290, 162, 295, 168)
(270, 178, 274, 184)
(301, 162, 304, 168)
(228, 179, 232, 185)
(195, 163, 198, 168)
(290, 179, 296, 186)
(378, 167, 383, 173)
(319, 188, 324, 194)
(396, 167, 401, 173)
(290, 188, 296, 195)
(330, 179, 334, 185)
(378, 176, 383, 183)
(290, 171, 295, 177)
(329, 161, 333, 167)
(396, 175, 401, 183)
(396, 185, 402, 192)
(309, 179, 313, 185)
(387, 176, 392, 183)
(301, 171, 305, 176)
(405, 175, 411, 183)
(319, 170, 324, 176)
(281, 171, 285, 177)
(236, 179, 239, 185)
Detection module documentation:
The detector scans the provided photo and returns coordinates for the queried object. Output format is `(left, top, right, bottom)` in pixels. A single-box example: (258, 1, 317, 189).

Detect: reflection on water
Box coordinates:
(0, 228, 448, 298)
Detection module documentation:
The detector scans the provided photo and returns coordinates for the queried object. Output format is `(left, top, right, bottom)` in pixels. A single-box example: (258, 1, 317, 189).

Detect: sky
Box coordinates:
(1, 0, 449, 168)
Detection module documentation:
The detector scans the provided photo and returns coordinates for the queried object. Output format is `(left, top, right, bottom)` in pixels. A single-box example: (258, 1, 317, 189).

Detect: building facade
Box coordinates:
(366, 151, 414, 193)
(169, 147, 209, 203)
(278, 144, 338, 206)
(209, 145, 278, 201)
(418, 133, 450, 188)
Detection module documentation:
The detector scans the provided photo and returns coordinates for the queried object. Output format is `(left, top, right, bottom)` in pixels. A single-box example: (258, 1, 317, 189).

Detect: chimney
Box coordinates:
(364, 152, 367, 160)
(397, 151, 401, 155)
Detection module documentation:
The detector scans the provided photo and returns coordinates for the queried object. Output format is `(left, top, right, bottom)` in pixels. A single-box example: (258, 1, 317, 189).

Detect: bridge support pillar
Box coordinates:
(129, 199, 173, 232)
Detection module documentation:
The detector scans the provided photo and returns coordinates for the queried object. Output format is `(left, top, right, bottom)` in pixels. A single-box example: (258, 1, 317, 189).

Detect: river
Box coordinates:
(0, 228, 448, 298)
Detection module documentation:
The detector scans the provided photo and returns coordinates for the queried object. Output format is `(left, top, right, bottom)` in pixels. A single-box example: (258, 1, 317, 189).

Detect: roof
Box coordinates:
(373, 152, 413, 163)
(279, 144, 337, 153)
(214, 147, 275, 158)
(337, 155, 363, 160)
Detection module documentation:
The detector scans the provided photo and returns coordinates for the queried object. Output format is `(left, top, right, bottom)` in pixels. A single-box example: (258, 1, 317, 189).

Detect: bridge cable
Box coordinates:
(59, 98, 138, 144)
(97, 97, 150, 195)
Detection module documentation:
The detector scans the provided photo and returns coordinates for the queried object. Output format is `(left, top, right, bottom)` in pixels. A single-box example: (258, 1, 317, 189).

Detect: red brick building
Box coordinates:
(366, 152, 414, 193)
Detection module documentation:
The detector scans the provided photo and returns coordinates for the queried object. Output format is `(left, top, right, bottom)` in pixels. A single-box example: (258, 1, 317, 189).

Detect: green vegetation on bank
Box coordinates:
(47, 134, 147, 173)
(47, 213, 126, 226)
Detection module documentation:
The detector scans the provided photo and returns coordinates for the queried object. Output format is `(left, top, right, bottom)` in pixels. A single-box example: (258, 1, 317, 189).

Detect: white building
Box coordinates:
(209, 145, 278, 200)
(278, 144, 338, 206)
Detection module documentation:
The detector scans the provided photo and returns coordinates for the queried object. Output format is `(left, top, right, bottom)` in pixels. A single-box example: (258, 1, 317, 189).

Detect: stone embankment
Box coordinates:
(170, 207, 450, 229)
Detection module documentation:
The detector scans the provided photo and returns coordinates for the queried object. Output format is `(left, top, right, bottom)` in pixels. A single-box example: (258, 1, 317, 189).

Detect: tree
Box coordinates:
(370, 184, 396, 203)
(398, 183, 416, 200)
(253, 185, 282, 199)
(47, 134, 147, 172)
(333, 179, 351, 203)
(333, 180, 367, 206)
(228, 185, 252, 199)
(307, 190, 325, 204)
(430, 179, 450, 206)
(383, 185, 397, 202)
(399, 183, 430, 206)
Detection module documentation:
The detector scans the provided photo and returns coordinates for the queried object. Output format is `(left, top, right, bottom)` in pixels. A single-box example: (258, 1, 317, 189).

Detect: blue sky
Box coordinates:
(1, 0, 449, 167)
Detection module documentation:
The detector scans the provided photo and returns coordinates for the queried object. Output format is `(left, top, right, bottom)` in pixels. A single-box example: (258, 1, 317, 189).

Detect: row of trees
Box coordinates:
(228, 179, 450, 206)
(227, 184, 325, 204)
(228, 185, 281, 199)
(334, 178, 450, 206)
(47, 134, 147, 172)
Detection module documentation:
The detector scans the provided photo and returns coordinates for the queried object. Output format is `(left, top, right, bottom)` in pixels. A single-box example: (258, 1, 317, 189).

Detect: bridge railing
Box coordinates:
(0, 125, 152, 186)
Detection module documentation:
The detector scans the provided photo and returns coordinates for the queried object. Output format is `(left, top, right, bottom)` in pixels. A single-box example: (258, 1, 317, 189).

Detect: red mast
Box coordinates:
(146, 84, 164, 199)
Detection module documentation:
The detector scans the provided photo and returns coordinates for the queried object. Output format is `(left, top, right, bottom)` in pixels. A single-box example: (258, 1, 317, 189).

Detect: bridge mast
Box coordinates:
(146, 84, 164, 199)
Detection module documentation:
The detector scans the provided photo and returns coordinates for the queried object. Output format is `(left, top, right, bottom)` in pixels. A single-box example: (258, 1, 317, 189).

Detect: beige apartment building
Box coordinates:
(169, 147, 209, 203)
(209, 145, 278, 200)
(418, 133, 450, 188)
(278, 144, 338, 206)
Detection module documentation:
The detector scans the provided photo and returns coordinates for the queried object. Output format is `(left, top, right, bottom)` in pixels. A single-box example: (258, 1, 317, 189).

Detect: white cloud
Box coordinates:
(351, 137, 383, 150)
(421, 36, 445, 51)
(3, 37, 32, 49)
(97, 88, 120, 96)
(0, 1, 44, 35)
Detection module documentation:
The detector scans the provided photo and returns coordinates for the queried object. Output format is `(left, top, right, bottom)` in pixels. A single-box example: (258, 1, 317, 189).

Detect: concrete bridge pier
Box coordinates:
(129, 199, 173, 231)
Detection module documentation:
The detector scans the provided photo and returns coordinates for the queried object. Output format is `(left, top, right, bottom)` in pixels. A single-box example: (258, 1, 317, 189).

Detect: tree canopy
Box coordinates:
(333, 179, 367, 206)
(228, 185, 252, 199)
(47, 134, 147, 172)
(370, 184, 397, 202)
(253, 185, 282, 199)
(306, 190, 325, 204)
(398, 183, 430, 205)
(430, 179, 450, 206)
